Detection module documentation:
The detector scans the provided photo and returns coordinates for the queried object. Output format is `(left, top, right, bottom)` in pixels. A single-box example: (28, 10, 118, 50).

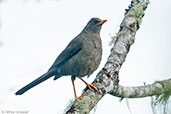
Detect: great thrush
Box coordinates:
(15, 17, 107, 99)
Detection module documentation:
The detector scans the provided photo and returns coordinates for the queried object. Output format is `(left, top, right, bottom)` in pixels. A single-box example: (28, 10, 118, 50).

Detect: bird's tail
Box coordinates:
(15, 70, 56, 95)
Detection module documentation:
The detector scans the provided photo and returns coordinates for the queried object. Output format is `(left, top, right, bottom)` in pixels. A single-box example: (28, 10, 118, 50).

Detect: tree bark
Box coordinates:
(65, 0, 170, 113)
(110, 78, 171, 98)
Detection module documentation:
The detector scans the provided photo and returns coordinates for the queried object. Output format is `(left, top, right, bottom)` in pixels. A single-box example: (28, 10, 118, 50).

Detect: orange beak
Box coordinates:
(98, 19, 107, 25)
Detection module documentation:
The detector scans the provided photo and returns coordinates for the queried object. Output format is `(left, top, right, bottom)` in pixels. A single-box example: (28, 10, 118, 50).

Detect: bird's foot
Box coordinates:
(79, 78, 98, 91)
(83, 83, 98, 91)
(75, 83, 98, 100)
(76, 78, 98, 100)
(76, 93, 86, 100)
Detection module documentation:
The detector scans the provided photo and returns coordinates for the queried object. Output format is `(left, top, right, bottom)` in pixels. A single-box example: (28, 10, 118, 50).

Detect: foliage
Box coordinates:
(151, 80, 171, 114)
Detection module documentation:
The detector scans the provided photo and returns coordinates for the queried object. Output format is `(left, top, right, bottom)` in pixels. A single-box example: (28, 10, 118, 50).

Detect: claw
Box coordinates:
(83, 83, 98, 91)
(79, 78, 98, 91)
(76, 93, 86, 100)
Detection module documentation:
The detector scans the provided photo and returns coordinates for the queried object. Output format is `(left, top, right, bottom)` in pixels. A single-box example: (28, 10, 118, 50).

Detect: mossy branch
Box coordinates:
(64, 0, 170, 113)
(110, 78, 171, 98)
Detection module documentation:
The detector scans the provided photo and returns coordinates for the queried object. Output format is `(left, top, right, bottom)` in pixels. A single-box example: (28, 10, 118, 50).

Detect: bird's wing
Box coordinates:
(49, 38, 83, 70)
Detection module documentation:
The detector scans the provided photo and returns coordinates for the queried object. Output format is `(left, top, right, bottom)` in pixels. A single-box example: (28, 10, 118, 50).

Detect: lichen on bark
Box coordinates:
(65, 0, 171, 113)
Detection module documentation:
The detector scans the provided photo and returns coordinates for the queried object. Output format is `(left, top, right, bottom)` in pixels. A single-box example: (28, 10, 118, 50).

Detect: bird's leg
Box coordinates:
(79, 77, 98, 91)
(72, 79, 78, 99)
(72, 78, 98, 100)
(72, 79, 86, 100)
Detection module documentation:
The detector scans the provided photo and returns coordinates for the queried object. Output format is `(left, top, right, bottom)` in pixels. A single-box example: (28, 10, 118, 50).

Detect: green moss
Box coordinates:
(125, 0, 149, 15)
(109, 33, 120, 46)
(157, 79, 171, 103)
(64, 97, 91, 113)
(126, 3, 144, 27)
(76, 96, 91, 113)
(125, 0, 150, 30)
(151, 79, 171, 114)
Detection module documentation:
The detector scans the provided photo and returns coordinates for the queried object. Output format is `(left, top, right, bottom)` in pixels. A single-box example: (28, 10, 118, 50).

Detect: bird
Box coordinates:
(15, 17, 107, 99)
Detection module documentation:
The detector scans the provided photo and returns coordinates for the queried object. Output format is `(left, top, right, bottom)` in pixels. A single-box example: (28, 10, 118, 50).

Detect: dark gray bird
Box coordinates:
(15, 17, 107, 99)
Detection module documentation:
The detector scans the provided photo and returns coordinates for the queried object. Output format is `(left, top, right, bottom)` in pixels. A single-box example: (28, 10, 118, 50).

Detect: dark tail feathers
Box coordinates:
(15, 70, 56, 95)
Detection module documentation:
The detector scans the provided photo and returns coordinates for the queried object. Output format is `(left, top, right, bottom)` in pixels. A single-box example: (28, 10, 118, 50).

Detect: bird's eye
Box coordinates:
(91, 21, 95, 25)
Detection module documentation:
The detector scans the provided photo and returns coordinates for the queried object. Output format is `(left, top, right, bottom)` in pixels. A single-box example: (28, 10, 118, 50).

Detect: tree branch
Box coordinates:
(65, 0, 150, 113)
(110, 78, 171, 98)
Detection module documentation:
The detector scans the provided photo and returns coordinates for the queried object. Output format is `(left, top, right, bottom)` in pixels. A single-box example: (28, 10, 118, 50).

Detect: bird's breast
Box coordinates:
(73, 36, 102, 76)
(60, 35, 102, 77)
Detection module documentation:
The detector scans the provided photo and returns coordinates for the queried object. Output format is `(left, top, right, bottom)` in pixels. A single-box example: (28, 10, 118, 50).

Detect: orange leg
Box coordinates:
(72, 78, 98, 100)
(72, 79, 85, 100)
(72, 80, 77, 99)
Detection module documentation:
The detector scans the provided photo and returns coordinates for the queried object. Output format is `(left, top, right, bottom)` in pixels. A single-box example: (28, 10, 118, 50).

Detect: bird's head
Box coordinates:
(83, 17, 107, 33)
